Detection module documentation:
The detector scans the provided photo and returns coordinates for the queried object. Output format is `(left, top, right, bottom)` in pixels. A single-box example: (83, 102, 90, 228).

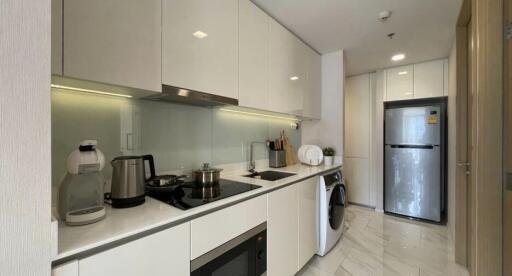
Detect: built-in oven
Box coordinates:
(191, 222, 267, 276)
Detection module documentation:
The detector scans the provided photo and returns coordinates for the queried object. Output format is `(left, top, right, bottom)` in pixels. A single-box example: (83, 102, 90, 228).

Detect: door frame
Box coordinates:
(503, 0, 512, 275)
(455, 0, 504, 275)
(454, 0, 471, 266)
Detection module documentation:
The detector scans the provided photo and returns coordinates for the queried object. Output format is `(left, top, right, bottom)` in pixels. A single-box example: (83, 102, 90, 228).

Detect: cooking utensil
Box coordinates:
(145, 174, 187, 193)
(194, 163, 222, 186)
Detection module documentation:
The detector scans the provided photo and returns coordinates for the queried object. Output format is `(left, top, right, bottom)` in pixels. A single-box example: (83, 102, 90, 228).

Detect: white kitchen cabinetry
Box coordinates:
(269, 19, 304, 116)
(239, 0, 269, 110)
(190, 195, 267, 259)
(63, 0, 161, 92)
(162, 0, 238, 99)
(298, 177, 319, 269)
(345, 74, 373, 206)
(267, 184, 299, 276)
(302, 45, 322, 119)
(79, 223, 190, 276)
(385, 65, 414, 101)
(344, 157, 371, 205)
(413, 59, 445, 99)
(52, 260, 78, 276)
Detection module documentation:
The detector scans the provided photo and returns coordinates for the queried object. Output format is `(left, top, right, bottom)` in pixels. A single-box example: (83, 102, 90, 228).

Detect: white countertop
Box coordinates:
(55, 163, 341, 263)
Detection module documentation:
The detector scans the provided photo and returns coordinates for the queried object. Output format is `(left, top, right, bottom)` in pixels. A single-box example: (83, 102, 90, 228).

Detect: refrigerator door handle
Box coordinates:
(389, 145, 435, 149)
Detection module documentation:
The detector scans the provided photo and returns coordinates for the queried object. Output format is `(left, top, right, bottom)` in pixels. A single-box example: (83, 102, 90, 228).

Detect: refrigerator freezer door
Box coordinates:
(385, 106, 441, 145)
(385, 145, 441, 222)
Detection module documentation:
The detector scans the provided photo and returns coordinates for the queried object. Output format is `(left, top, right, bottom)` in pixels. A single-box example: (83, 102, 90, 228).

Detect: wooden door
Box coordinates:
(467, 20, 476, 274)
(504, 0, 512, 274)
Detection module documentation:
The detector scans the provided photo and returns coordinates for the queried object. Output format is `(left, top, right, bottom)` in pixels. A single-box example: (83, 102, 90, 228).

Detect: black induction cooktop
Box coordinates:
(147, 179, 261, 210)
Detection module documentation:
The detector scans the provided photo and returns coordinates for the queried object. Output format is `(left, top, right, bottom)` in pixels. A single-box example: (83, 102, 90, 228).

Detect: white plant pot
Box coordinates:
(324, 156, 333, 166)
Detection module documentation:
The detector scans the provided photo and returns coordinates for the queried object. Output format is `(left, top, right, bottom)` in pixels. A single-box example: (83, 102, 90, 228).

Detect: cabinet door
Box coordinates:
(302, 46, 321, 119)
(345, 74, 371, 158)
(239, 0, 269, 110)
(298, 177, 319, 270)
(79, 223, 190, 276)
(52, 260, 78, 276)
(267, 184, 298, 276)
(63, 0, 162, 92)
(190, 195, 267, 259)
(413, 59, 444, 99)
(162, 0, 238, 99)
(385, 65, 413, 101)
(269, 20, 304, 115)
(344, 157, 371, 205)
(51, 0, 62, 75)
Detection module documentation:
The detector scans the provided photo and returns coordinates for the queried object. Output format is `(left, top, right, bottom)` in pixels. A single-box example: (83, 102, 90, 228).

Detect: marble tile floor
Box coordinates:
(297, 205, 469, 276)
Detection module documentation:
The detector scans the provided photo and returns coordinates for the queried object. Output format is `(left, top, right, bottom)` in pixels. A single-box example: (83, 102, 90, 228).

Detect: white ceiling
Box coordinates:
(252, 0, 462, 76)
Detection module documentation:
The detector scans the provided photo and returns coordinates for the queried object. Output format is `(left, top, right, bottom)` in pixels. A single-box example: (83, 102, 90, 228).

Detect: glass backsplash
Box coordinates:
(51, 88, 301, 191)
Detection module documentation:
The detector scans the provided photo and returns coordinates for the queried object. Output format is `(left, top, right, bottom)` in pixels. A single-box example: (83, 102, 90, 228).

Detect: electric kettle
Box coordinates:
(110, 155, 155, 208)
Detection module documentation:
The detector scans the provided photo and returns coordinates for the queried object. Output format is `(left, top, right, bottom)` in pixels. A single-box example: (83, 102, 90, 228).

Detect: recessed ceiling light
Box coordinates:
(193, 31, 208, 39)
(290, 76, 299, 81)
(391, 54, 405, 61)
(398, 71, 408, 75)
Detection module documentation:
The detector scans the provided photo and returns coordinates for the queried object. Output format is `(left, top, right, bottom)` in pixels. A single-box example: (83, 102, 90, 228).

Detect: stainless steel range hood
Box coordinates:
(144, 85, 238, 107)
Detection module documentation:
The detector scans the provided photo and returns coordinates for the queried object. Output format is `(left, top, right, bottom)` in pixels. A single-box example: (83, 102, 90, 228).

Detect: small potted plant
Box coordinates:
(322, 147, 335, 166)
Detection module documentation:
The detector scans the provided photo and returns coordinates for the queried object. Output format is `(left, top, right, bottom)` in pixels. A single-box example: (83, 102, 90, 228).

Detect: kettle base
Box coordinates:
(111, 195, 145, 208)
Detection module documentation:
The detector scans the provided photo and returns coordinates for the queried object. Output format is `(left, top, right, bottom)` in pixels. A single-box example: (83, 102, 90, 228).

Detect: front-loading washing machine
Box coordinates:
(318, 169, 346, 256)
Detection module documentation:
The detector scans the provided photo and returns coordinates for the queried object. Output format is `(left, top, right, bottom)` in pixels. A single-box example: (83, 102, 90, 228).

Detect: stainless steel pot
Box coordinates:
(194, 163, 222, 186)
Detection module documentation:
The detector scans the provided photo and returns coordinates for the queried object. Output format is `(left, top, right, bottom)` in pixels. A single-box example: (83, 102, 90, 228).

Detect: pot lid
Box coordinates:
(195, 163, 223, 173)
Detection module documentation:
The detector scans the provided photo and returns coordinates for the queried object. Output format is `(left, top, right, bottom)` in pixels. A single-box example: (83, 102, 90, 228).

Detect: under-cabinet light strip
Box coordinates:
(219, 108, 301, 122)
(51, 84, 133, 98)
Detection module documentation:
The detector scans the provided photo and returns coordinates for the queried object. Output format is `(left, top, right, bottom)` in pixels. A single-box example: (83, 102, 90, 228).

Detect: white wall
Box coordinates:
(0, 0, 52, 275)
(302, 50, 344, 160)
(447, 42, 457, 242)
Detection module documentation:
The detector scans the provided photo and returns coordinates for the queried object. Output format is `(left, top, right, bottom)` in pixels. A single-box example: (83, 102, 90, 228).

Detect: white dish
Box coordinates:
(298, 145, 323, 166)
(298, 145, 308, 163)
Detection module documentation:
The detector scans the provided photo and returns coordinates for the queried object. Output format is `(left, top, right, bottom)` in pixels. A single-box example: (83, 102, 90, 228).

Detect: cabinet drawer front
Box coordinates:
(191, 195, 267, 259)
(79, 223, 190, 276)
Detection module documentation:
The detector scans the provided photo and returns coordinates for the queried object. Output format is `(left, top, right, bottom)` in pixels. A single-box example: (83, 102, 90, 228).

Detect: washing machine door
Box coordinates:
(328, 184, 346, 230)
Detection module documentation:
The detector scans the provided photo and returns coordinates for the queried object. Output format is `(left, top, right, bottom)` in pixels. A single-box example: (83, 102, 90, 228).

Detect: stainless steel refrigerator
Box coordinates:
(384, 101, 446, 223)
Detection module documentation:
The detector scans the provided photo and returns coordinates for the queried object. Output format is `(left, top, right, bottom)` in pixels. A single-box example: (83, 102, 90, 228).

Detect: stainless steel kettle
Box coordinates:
(110, 155, 155, 208)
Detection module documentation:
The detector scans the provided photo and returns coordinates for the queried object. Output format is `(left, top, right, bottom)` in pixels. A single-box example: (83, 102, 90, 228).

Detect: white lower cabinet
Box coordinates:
(190, 195, 267, 259)
(79, 223, 190, 276)
(52, 260, 78, 276)
(344, 157, 371, 205)
(298, 177, 319, 269)
(267, 184, 299, 276)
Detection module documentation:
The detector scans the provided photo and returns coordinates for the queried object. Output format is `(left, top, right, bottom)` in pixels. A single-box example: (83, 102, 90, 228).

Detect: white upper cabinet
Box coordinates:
(162, 0, 239, 99)
(385, 65, 414, 101)
(238, 0, 269, 110)
(63, 0, 162, 92)
(413, 59, 444, 99)
(303, 46, 322, 119)
(79, 223, 190, 276)
(269, 19, 304, 115)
